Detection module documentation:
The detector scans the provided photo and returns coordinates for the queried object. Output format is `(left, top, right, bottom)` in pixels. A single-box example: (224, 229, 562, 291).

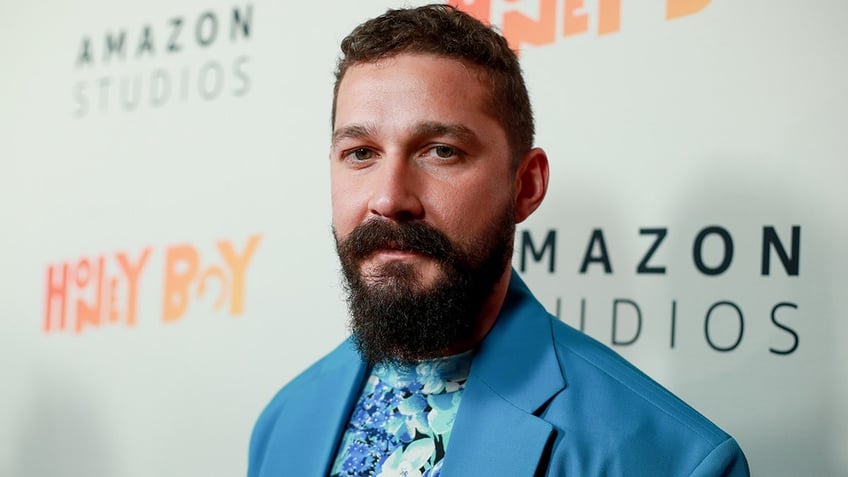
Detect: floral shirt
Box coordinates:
(329, 351, 473, 477)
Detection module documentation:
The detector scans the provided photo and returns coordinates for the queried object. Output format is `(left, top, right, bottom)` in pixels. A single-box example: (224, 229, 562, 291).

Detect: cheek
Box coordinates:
(431, 181, 512, 239)
(331, 178, 377, 242)
(331, 202, 356, 236)
(455, 172, 513, 209)
(330, 184, 357, 236)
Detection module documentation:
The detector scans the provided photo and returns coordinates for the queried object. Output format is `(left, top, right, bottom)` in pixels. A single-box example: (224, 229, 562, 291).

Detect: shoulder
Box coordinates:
(252, 339, 359, 424)
(248, 340, 362, 473)
(541, 315, 749, 475)
(258, 340, 356, 409)
(550, 318, 726, 441)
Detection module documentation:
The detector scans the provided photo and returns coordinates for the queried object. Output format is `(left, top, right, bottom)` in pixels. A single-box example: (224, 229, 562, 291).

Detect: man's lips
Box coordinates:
(371, 249, 423, 258)
(363, 247, 431, 262)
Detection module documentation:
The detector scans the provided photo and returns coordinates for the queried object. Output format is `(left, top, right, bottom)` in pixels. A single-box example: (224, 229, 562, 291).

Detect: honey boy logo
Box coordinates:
(72, 4, 253, 116)
(518, 225, 802, 355)
(452, 0, 711, 51)
(43, 235, 262, 334)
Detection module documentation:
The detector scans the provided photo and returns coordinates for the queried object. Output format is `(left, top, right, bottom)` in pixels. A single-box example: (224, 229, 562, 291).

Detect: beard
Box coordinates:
(334, 205, 515, 366)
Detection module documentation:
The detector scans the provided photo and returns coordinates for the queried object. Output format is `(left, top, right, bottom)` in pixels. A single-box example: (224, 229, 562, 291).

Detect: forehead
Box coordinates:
(333, 53, 495, 129)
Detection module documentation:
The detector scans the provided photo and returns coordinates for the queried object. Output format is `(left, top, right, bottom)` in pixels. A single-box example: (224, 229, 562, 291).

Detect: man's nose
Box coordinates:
(368, 156, 424, 221)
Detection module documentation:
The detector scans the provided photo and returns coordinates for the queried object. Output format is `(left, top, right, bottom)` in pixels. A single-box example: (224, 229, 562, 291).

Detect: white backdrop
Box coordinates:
(2, 1, 846, 476)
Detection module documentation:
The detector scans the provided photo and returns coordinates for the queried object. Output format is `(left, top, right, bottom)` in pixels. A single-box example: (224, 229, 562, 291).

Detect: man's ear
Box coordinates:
(513, 148, 550, 223)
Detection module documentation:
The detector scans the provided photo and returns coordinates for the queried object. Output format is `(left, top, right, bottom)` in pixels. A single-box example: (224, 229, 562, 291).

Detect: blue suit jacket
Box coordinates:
(249, 274, 749, 476)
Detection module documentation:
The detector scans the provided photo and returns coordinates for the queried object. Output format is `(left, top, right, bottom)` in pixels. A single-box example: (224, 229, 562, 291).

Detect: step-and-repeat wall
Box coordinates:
(2, 1, 845, 475)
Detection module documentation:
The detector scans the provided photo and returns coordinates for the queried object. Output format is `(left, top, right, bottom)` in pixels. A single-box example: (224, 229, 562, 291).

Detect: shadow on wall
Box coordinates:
(11, 371, 119, 477)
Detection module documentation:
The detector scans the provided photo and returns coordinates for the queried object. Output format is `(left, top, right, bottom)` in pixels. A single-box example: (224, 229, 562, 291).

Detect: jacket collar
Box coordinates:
(471, 271, 567, 412)
(439, 271, 567, 476)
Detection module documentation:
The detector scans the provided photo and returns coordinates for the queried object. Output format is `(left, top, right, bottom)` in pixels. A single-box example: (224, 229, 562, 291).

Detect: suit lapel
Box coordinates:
(441, 378, 557, 476)
(442, 273, 566, 476)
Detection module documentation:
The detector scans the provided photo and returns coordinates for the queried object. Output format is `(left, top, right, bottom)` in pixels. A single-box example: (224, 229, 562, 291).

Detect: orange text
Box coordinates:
(43, 234, 262, 334)
(451, 0, 711, 52)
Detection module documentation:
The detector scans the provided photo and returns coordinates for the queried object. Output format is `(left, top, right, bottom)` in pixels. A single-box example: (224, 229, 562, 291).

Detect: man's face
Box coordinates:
(330, 53, 518, 364)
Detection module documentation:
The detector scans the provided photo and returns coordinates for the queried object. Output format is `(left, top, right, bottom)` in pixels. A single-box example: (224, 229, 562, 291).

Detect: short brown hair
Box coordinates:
(332, 4, 534, 166)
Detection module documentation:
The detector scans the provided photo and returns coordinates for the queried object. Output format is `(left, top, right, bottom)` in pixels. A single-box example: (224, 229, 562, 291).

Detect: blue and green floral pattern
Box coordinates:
(330, 351, 473, 477)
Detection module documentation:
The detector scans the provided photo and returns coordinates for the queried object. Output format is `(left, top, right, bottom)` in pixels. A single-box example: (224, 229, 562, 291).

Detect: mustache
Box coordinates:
(337, 219, 457, 262)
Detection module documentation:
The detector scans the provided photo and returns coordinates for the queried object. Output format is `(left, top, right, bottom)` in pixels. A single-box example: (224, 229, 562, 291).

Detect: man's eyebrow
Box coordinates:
(331, 124, 376, 148)
(331, 121, 481, 148)
(412, 121, 479, 146)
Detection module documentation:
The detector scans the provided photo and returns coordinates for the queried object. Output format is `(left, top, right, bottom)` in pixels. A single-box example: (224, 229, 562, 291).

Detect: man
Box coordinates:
(249, 4, 749, 476)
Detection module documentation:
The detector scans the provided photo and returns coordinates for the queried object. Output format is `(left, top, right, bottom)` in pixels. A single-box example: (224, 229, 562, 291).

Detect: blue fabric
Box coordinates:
(249, 271, 750, 476)
(330, 352, 471, 477)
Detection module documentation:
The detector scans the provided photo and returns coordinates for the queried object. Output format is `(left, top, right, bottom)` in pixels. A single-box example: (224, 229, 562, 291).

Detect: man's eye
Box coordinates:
(351, 148, 374, 161)
(433, 145, 456, 159)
